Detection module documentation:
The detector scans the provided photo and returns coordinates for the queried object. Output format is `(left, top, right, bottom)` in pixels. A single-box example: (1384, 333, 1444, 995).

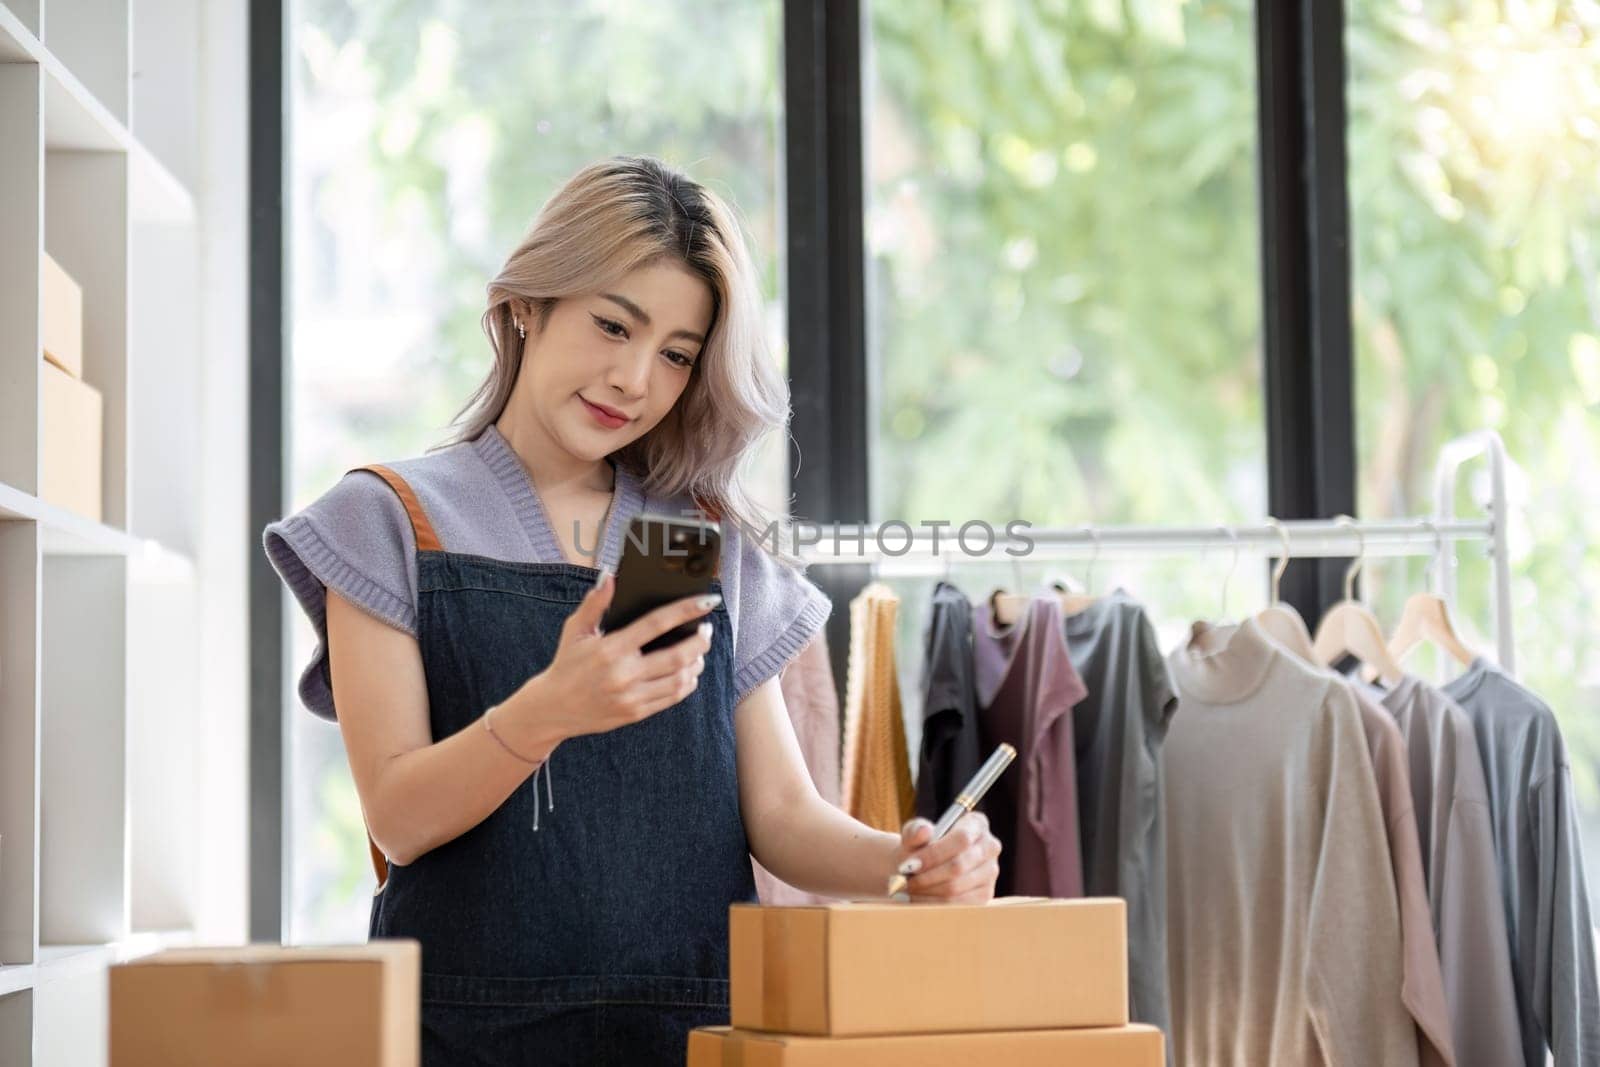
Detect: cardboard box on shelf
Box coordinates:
(730, 896, 1128, 1037)
(689, 1023, 1164, 1066)
(109, 941, 419, 1067)
(40, 359, 102, 522)
(42, 251, 83, 378)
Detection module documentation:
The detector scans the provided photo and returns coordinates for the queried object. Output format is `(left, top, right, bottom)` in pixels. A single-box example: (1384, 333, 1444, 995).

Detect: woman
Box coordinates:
(264, 156, 1001, 1064)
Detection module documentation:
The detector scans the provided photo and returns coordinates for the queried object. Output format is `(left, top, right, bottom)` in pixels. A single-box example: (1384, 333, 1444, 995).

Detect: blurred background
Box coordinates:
(283, 0, 1600, 942)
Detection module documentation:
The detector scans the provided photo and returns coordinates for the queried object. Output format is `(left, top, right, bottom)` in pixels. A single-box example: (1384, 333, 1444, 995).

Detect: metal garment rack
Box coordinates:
(796, 431, 1516, 675)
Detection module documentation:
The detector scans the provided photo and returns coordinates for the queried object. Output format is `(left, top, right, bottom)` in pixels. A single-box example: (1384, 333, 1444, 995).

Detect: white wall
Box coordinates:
(193, 0, 249, 946)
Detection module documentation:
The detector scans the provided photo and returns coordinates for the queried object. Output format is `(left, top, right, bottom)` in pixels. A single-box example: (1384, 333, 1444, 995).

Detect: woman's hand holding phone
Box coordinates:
(517, 569, 721, 741)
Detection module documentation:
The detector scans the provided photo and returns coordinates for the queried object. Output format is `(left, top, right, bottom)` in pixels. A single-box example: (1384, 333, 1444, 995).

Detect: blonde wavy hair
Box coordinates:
(439, 155, 801, 565)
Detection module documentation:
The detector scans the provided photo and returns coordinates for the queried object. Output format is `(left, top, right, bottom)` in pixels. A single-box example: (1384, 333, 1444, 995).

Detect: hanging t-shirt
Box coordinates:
(914, 580, 984, 822)
(261, 422, 832, 721)
(1063, 589, 1177, 1048)
(1359, 674, 1523, 1067)
(1442, 658, 1600, 1067)
(972, 594, 1087, 898)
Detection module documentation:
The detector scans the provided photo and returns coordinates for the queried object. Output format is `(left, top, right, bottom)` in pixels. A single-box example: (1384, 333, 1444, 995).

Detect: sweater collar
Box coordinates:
(1167, 614, 1278, 705)
(473, 422, 645, 569)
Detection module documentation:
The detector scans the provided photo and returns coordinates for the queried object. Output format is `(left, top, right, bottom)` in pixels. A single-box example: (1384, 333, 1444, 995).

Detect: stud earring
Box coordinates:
(515, 319, 526, 341)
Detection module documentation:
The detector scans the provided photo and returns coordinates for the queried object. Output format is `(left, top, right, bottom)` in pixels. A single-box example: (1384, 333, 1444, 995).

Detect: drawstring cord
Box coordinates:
(481, 702, 556, 830)
(532, 753, 555, 831)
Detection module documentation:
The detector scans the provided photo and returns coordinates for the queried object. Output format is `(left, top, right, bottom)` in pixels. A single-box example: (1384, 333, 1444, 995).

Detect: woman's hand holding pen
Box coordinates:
(891, 813, 1002, 903)
(511, 569, 720, 742)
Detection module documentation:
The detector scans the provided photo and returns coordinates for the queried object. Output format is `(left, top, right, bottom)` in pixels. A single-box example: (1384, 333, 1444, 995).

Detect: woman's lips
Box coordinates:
(580, 395, 630, 429)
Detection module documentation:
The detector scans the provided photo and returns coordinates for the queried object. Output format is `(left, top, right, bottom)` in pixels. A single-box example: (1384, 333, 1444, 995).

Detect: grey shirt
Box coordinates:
(262, 423, 832, 721)
(1064, 590, 1177, 1051)
(1443, 658, 1600, 1067)
(1364, 674, 1524, 1067)
(913, 580, 984, 822)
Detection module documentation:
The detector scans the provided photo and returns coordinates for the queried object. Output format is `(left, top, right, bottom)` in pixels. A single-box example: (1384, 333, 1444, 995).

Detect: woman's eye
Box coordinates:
(594, 316, 626, 337)
(667, 351, 695, 369)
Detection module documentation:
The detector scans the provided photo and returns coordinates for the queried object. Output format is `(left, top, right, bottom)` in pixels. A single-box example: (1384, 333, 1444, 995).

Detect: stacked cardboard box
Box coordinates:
(41, 250, 102, 522)
(691, 896, 1163, 1065)
(108, 941, 420, 1066)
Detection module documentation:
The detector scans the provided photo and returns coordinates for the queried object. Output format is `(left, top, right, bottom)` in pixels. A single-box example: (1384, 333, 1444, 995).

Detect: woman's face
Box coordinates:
(516, 260, 713, 463)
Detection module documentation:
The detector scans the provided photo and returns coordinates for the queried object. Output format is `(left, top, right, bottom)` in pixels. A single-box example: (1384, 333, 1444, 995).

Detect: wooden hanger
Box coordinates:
(1388, 521, 1476, 669)
(990, 588, 1030, 628)
(1054, 527, 1100, 616)
(1312, 516, 1404, 685)
(989, 552, 1030, 627)
(1255, 518, 1317, 662)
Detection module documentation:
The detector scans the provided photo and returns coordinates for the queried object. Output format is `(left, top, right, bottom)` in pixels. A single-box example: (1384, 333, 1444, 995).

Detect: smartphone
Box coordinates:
(599, 513, 722, 653)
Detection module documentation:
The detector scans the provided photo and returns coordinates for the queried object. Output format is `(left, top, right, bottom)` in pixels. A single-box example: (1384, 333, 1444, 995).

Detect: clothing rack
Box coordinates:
(796, 431, 1516, 675)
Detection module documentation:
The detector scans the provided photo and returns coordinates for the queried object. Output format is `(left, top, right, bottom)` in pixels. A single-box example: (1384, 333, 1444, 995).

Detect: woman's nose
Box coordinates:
(605, 344, 652, 397)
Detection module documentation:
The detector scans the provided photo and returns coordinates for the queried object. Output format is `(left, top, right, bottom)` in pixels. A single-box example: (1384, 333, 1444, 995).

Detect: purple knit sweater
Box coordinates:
(262, 423, 832, 721)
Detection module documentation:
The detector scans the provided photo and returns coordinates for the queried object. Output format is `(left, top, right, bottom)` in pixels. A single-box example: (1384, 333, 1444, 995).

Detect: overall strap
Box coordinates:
(347, 463, 444, 891)
(353, 463, 444, 552)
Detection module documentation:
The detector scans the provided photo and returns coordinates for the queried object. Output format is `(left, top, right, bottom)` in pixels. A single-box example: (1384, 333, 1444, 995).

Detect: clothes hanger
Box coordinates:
(990, 550, 1030, 627)
(1311, 515, 1404, 685)
(1387, 519, 1476, 670)
(1055, 527, 1101, 616)
(1218, 525, 1241, 621)
(1255, 517, 1318, 663)
(1188, 526, 1242, 647)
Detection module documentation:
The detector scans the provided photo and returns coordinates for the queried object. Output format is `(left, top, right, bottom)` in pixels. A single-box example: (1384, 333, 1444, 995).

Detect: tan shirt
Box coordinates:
(1163, 617, 1418, 1067)
(1365, 674, 1525, 1067)
(1347, 684, 1457, 1067)
(841, 582, 914, 834)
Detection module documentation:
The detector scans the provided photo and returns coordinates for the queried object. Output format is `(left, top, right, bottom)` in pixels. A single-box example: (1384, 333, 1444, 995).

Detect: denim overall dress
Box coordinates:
(352, 463, 757, 1066)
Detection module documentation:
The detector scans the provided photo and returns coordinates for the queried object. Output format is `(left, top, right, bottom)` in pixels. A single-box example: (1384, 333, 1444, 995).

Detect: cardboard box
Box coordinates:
(42, 251, 83, 378)
(40, 358, 102, 522)
(689, 1024, 1164, 1066)
(730, 897, 1127, 1037)
(109, 941, 420, 1067)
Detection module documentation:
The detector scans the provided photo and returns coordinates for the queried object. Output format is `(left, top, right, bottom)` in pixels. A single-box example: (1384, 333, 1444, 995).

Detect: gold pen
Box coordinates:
(887, 742, 1017, 898)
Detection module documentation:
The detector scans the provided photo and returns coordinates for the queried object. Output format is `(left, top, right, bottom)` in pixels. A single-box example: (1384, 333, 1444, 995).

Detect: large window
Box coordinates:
(1346, 2, 1600, 896)
(286, 0, 786, 942)
(863, 0, 1268, 722)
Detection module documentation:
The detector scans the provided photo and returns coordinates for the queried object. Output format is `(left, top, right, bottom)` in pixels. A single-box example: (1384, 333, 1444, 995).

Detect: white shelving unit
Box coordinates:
(1, 0, 207, 1061)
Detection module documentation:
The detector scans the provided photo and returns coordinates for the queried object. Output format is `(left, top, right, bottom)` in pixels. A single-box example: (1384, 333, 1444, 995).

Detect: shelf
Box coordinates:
(0, 480, 38, 523)
(0, 965, 33, 997)
(0, 2, 194, 224)
(1, 1, 213, 1061)
(0, 480, 195, 571)
(36, 930, 195, 984)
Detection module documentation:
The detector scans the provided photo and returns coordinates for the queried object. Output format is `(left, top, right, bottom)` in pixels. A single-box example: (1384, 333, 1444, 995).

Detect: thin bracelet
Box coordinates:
(483, 702, 539, 765)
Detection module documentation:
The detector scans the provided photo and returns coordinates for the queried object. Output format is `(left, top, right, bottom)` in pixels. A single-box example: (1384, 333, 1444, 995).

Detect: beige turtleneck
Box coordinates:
(1162, 616, 1419, 1067)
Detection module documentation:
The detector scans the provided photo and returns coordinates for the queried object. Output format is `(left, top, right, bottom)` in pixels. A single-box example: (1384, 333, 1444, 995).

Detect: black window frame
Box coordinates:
(249, 0, 1357, 937)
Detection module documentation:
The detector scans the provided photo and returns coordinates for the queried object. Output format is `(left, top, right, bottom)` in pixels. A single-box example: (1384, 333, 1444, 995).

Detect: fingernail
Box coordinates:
(898, 857, 922, 876)
(698, 621, 712, 639)
(697, 593, 722, 610)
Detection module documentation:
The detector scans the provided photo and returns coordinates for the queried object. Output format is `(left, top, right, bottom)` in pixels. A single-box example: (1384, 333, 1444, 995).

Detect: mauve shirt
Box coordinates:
(972, 593, 1087, 898)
